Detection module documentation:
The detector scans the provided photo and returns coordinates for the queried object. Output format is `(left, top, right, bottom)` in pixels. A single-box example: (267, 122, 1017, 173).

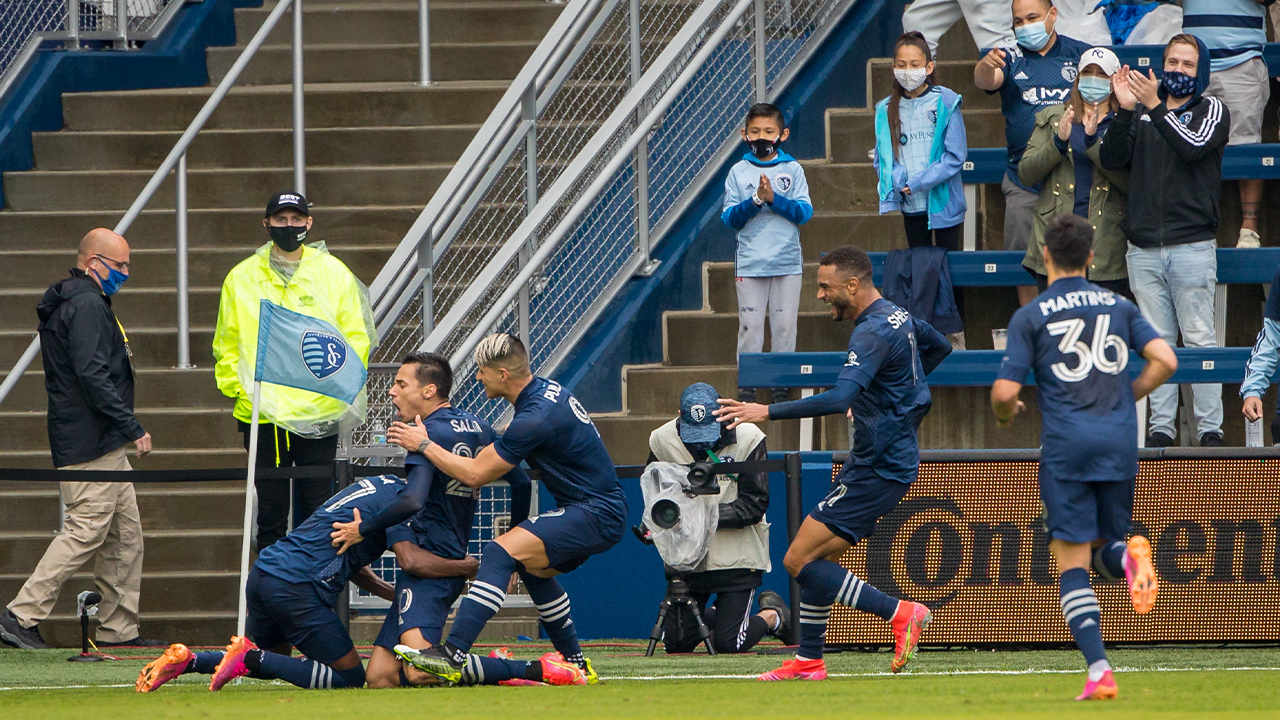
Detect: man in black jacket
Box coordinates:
(646, 383, 789, 654)
(1099, 34, 1230, 448)
(0, 229, 161, 651)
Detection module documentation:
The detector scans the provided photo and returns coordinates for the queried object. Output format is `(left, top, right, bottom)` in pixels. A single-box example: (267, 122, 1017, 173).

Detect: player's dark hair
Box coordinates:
(402, 351, 453, 399)
(887, 32, 936, 161)
(1043, 214, 1093, 272)
(744, 103, 786, 131)
(819, 245, 873, 282)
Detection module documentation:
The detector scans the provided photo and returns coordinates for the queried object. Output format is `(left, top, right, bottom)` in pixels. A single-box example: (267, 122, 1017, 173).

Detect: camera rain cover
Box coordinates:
(640, 462, 719, 571)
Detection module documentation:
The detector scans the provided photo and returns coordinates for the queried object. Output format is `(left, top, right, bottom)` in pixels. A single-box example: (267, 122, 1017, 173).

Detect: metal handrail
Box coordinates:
(366, 0, 612, 336)
(431, 0, 747, 369)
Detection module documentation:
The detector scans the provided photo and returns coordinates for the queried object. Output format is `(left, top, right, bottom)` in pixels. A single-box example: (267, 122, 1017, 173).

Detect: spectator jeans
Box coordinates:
(1125, 240, 1223, 438)
(7, 445, 143, 642)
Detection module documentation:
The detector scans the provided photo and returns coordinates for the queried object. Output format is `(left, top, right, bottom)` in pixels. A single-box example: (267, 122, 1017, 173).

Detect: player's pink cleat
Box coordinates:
(890, 601, 931, 673)
(498, 678, 546, 686)
(489, 647, 515, 660)
(537, 655, 588, 686)
(1123, 536, 1158, 614)
(757, 657, 828, 681)
(209, 636, 256, 691)
(135, 643, 193, 692)
(1075, 670, 1118, 700)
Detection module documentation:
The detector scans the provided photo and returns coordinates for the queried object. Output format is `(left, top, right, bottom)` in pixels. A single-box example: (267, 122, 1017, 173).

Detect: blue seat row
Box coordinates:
(959, 144, 1280, 185)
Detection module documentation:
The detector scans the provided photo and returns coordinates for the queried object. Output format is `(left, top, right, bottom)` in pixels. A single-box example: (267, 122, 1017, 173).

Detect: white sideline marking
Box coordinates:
(0, 684, 132, 692)
(604, 666, 1280, 681)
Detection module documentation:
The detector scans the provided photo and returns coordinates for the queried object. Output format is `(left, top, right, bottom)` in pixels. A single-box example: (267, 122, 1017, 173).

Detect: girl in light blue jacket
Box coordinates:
(873, 31, 968, 252)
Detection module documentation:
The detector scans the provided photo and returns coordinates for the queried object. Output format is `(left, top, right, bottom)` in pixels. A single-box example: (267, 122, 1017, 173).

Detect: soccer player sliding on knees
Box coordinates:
(991, 215, 1172, 701)
(716, 245, 952, 680)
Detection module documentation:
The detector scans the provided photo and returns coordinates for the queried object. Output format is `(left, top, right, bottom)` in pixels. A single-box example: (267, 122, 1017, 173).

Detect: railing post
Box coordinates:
(115, 0, 129, 48)
(753, 0, 767, 103)
(418, 0, 434, 86)
(418, 226, 435, 344)
(518, 83, 538, 344)
(66, 0, 79, 50)
(175, 152, 194, 369)
(629, 0, 659, 277)
(292, 0, 306, 195)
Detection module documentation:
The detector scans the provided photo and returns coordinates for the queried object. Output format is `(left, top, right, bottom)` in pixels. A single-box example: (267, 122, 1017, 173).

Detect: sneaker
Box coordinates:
(1238, 229, 1262, 249)
(209, 636, 256, 691)
(770, 389, 791, 405)
(737, 388, 756, 403)
(1199, 432, 1225, 448)
(1075, 669, 1118, 700)
(538, 655, 588, 686)
(1123, 536, 1158, 614)
(890, 601, 931, 674)
(136, 643, 193, 693)
(757, 590, 791, 639)
(757, 657, 827, 681)
(1146, 431, 1175, 448)
(101, 636, 167, 648)
(539, 652, 598, 685)
(0, 609, 47, 650)
(396, 644, 463, 685)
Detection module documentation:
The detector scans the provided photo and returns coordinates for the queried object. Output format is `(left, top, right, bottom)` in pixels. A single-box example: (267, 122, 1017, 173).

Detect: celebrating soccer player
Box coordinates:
(387, 333, 628, 686)
(716, 245, 952, 680)
(991, 214, 1173, 701)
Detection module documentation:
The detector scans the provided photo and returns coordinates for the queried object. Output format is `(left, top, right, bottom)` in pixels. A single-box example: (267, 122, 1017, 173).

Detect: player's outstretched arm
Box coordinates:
(331, 464, 435, 554)
(990, 379, 1026, 427)
(425, 442, 515, 489)
(391, 541, 480, 580)
(717, 377, 863, 428)
(351, 565, 397, 602)
(1133, 337, 1177, 402)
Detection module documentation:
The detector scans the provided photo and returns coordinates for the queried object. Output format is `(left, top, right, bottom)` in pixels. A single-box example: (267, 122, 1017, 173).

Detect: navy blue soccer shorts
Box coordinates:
(809, 469, 911, 545)
(373, 573, 465, 650)
(245, 566, 353, 665)
(1038, 472, 1133, 544)
(519, 504, 620, 573)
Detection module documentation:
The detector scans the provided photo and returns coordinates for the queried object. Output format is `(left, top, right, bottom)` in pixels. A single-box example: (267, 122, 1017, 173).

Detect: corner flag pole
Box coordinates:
(236, 380, 263, 637)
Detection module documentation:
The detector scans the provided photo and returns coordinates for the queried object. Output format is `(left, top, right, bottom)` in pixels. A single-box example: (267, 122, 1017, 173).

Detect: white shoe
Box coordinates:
(1237, 229, 1261, 248)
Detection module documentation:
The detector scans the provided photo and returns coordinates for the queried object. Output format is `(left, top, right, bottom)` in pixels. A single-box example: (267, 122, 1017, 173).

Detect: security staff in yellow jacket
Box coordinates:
(214, 192, 376, 549)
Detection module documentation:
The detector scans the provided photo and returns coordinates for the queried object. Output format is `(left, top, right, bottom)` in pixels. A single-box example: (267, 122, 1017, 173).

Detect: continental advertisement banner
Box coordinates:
(827, 457, 1280, 645)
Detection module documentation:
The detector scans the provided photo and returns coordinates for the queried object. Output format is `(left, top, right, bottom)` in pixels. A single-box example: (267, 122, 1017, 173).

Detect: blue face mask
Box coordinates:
(91, 263, 128, 296)
(1077, 75, 1112, 104)
(1014, 21, 1051, 52)
(1161, 70, 1197, 99)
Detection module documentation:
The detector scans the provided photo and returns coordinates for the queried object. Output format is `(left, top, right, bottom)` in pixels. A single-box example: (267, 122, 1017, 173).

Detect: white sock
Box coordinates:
(1088, 659, 1112, 683)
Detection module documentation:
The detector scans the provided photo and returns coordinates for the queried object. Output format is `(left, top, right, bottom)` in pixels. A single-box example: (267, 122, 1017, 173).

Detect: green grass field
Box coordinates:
(3, 642, 1279, 719)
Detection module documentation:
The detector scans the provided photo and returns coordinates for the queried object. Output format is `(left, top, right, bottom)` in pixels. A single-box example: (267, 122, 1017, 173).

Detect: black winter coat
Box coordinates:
(37, 270, 144, 467)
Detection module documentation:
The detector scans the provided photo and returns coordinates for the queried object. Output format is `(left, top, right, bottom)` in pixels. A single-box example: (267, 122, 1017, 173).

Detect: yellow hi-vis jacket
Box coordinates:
(213, 242, 376, 437)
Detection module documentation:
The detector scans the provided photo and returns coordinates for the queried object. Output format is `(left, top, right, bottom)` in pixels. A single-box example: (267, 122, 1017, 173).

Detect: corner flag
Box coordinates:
(254, 300, 367, 404)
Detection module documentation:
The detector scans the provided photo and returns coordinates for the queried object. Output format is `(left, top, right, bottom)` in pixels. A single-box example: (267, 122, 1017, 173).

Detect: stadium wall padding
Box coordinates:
(0, 0, 264, 209)
(559, 0, 909, 414)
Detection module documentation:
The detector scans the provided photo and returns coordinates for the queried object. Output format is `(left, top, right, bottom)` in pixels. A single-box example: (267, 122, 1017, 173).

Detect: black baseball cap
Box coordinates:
(265, 191, 309, 218)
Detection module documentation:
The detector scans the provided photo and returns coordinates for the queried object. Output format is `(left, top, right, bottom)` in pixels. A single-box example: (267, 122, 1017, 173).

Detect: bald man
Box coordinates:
(0, 229, 163, 651)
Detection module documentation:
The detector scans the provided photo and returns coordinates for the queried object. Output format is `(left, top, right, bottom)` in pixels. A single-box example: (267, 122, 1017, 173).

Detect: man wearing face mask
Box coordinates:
(1100, 34, 1231, 448)
(1, 229, 162, 651)
(975, 0, 1091, 307)
(213, 192, 377, 549)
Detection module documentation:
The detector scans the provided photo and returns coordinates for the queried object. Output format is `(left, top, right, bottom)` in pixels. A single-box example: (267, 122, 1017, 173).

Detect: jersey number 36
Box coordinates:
(1047, 315, 1128, 383)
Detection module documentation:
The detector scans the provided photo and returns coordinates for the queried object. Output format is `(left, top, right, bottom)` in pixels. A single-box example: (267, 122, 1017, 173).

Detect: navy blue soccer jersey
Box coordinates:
(494, 377, 628, 535)
(255, 475, 407, 603)
(995, 34, 1092, 189)
(998, 276, 1163, 482)
(394, 406, 513, 560)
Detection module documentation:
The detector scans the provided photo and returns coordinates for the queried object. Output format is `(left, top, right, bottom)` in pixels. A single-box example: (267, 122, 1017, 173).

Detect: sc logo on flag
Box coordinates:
(301, 330, 348, 379)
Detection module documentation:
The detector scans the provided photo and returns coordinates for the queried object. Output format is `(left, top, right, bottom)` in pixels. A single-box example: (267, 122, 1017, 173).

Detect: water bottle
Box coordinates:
(1246, 418, 1263, 448)
(372, 418, 387, 445)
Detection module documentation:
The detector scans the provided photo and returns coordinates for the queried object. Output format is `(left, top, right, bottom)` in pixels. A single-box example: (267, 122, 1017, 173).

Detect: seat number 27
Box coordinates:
(1047, 315, 1128, 383)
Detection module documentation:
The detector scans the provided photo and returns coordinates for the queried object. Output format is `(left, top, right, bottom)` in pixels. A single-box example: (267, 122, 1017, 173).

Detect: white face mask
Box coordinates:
(894, 67, 929, 92)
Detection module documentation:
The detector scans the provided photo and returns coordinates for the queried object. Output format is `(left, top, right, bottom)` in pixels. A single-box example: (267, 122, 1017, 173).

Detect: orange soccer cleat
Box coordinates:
(1076, 669, 1118, 700)
(209, 636, 257, 691)
(135, 643, 193, 692)
(757, 657, 828, 681)
(890, 601, 931, 674)
(1123, 536, 1158, 614)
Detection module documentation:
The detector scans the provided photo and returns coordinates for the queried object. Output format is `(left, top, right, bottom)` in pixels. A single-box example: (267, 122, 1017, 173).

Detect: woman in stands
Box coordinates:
(1018, 47, 1131, 298)
(872, 31, 968, 346)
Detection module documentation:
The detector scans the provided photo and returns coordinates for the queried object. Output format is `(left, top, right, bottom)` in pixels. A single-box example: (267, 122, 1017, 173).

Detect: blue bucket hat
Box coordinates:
(678, 382, 722, 445)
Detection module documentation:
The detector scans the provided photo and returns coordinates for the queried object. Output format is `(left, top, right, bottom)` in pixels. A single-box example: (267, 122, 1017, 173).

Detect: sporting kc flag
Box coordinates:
(253, 300, 367, 404)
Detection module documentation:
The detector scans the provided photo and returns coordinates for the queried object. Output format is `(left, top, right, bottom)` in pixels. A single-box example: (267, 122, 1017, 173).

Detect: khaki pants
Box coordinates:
(7, 445, 143, 642)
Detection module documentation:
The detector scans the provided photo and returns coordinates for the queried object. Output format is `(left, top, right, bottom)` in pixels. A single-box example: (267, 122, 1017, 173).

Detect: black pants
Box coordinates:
(902, 213, 965, 318)
(240, 422, 337, 549)
(662, 587, 769, 654)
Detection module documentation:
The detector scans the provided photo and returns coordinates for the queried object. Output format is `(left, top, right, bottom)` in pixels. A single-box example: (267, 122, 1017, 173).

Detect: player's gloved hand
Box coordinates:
(330, 508, 365, 555)
(388, 415, 430, 453)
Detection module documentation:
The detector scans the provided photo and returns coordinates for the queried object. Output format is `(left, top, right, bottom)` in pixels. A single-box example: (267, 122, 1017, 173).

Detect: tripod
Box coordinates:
(644, 574, 716, 656)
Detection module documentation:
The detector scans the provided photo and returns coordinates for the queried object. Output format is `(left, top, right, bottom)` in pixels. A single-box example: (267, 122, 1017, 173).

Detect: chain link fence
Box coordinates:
(0, 1, 68, 83)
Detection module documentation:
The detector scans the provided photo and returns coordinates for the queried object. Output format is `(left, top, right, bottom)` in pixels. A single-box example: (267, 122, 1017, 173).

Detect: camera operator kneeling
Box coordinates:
(647, 383, 791, 654)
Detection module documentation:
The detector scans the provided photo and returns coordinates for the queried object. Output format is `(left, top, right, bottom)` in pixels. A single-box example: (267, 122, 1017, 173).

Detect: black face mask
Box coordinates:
(268, 225, 308, 252)
(748, 138, 779, 159)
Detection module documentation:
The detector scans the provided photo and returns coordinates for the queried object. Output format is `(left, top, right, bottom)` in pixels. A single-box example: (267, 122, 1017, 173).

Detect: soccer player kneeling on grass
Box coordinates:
(715, 245, 952, 680)
(135, 475, 408, 692)
(991, 214, 1172, 701)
